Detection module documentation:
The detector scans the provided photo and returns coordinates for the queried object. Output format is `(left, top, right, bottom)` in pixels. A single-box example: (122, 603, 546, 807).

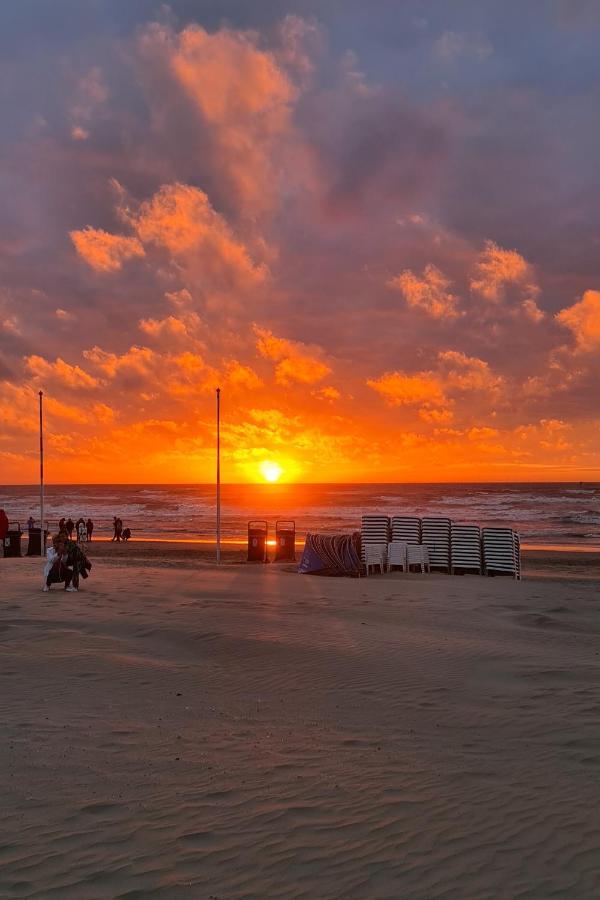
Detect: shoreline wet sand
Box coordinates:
(2, 545, 600, 897)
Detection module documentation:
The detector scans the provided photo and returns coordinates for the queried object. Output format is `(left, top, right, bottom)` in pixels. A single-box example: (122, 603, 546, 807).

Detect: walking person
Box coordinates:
(111, 516, 118, 541)
(66, 518, 74, 539)
(59, 517, 66, 532)
(115, 517, 123, 542)
(86, 518, 94, 541)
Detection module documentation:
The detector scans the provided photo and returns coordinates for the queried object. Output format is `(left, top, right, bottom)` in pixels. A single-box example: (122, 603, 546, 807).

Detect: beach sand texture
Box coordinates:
(2, 546, 600, 898)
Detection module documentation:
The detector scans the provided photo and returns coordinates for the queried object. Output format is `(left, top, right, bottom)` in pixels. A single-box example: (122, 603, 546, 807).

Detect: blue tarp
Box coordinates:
(298, 532, 362, 576)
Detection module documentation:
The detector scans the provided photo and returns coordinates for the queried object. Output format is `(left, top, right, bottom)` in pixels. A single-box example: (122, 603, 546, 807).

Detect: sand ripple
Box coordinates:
(2, 560, 600, 897)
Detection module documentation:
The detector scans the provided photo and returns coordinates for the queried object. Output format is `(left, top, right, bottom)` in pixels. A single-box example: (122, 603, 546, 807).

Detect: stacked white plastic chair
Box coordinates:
(391, 516, 421, 545)
(407, 544, 430, 573)
(482, 527, 521, 580)
(361, 515, 390, 567)
(364, 543, 387, 575)
(421, 517, 452, 573)
(450, 523, 482, 575)
(387, 541, 408, 573)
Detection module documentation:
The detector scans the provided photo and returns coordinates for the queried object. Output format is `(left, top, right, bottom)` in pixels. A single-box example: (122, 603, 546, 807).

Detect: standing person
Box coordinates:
(86, 518, 94, 541)
(58, 517, 66, 532)
(0, 509, 8, 542)
(111, 516, 118, 541)
(115, 517, 123, 542)
(66, 518, 74, 539)
(76, 518, 86, 543)
(27, 516, 35, 531)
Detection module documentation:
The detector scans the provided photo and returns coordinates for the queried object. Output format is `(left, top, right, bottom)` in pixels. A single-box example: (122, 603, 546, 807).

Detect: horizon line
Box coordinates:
(1, 480, 599, 487)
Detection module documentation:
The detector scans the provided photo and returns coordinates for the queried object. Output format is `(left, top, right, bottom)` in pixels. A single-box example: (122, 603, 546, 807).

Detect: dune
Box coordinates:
(2, 546, 600, 898)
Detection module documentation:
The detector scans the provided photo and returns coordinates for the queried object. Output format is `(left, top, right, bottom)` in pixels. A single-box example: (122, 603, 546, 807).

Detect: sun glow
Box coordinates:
(259, 460, 283, 483)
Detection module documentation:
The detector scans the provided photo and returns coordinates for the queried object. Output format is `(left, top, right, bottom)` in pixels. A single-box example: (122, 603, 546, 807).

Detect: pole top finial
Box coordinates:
(39, 390, 43, 397)
(216, 386, 221, 394)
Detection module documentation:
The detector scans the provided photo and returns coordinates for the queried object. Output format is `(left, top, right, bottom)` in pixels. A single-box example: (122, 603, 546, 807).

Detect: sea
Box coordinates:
(1, 483, 599, 550)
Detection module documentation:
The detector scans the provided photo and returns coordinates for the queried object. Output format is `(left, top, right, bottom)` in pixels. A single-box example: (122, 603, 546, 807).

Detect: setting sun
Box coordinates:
(259, 460, 283, 483)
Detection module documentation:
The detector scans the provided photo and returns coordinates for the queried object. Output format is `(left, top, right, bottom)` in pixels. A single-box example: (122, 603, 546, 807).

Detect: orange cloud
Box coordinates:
(470, 240, 530, 299)
(25, 355, 99, 388)
(437, 350, 504, 394)
(254, 326, 331, 385)
(70, 227, 145, 273)
(314, 386, 341, 401)
(419, 407, 454, 424)
(138, 23, 294, 213)
(83, 345, 155, 379)
(139, 315, 191, 340)
(388, 264, 460, 318)
(128, 183, 268, 287)
(556, 289, 600, 351)
(367, 371, 446, 407)
(470, 241, 543, 321)
(224, 360, 263, 390)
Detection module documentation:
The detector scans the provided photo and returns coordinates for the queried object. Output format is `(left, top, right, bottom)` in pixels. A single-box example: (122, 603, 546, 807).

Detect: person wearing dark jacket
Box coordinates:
(86, 518, 94, 541)
(0, 509, 8, 541)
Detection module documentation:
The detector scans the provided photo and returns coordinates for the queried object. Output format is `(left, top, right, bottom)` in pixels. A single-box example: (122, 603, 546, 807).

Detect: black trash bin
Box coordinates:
(247, 520, 268, 563)
(275, 520, 296, 562)
(27, 527, 48, 557)
(3, 523, 22, 558)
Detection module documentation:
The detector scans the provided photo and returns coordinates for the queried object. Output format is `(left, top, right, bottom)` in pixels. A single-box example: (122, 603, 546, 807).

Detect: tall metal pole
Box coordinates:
(39, 390, 44, 557)
(216, 387, 221, 565)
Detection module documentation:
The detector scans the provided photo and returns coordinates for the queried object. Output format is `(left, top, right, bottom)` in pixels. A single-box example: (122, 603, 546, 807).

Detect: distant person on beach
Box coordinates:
(43, 535, 76, 592)
(65, 518, 74, 539)
(59, 517, 66, 532)
(27, 516, 35, 531)
(86, 518, 94, 541)
(0, 509, 8, 541)
(111, 516, 121, 541)
(76, 518, 86, 542)
(122, 527, 131, 542)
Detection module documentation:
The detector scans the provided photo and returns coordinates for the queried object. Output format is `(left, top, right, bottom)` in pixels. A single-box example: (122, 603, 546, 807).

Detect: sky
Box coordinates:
(1, 0, 600, 484)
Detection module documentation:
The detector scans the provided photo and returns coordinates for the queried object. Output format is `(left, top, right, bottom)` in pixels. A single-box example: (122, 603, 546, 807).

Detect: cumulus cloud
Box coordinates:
(470, 241, 543, 317)
(75, 182, 268, 291)
(313, 386, 341, 401)
(223, 360, 263, 390)
(136, 22, 294, 214)
(367, 371, 446, 407)
(70, 228, 145, 273)
(254, 326, 331, 385)
(83, 345, 157, 381)
(437, 350, 504, 394)
(127, 183, 268, 286)
(25, 355, 99, 389)
(556, 289, 600, 351)
(388, 264, 460, 319)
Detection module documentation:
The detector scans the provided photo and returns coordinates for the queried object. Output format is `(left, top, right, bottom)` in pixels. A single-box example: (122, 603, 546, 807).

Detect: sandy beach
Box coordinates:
(2, 544, 600, 898)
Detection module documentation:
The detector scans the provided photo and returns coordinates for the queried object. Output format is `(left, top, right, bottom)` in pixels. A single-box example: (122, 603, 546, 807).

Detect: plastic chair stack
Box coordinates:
(450, 523, 482, 575)
(387, 541, 408, 572)
(364, 543, 387, 575)
(407, 544, 430, 573)
(390, 516, 421, 545)
(361, 515, 390, 565)
(482, 527, 521, 580)
(421, 517, 452, 573)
